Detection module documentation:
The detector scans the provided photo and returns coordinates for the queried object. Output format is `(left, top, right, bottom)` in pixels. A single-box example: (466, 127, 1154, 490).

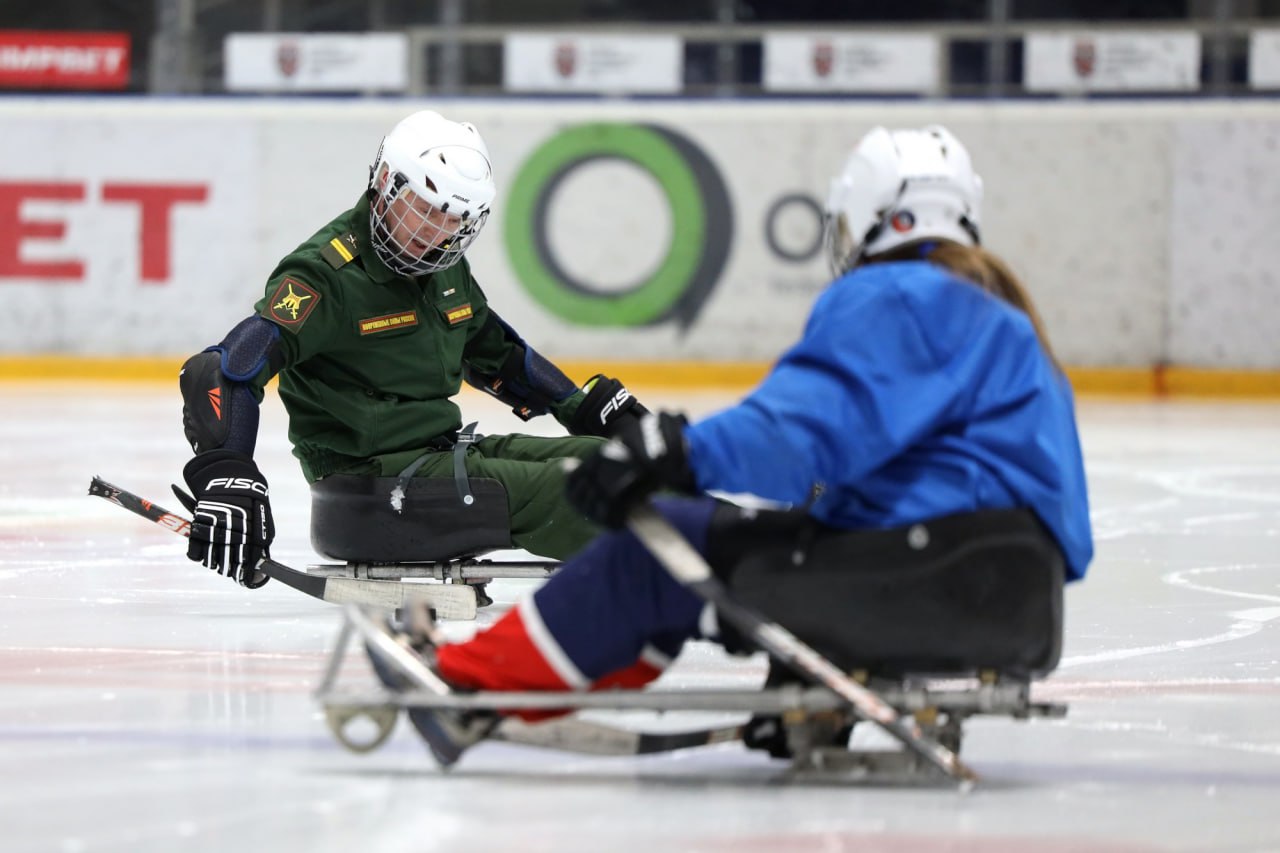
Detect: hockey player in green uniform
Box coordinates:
(175, 110, 647, 588)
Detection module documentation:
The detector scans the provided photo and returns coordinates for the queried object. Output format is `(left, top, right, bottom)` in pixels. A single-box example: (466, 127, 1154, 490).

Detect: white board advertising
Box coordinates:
(1024, 31, 1200, 92)
(503, 34, 682, 93)
(3, 100, 1280, 368)
(763, 33, 940, 93)
(224, 33, 408, 92)
(1248, 30, 1280, 89)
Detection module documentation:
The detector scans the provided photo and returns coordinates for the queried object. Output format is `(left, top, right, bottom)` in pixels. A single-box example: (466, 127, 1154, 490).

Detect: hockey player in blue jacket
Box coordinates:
(371, 125, 1094, 766)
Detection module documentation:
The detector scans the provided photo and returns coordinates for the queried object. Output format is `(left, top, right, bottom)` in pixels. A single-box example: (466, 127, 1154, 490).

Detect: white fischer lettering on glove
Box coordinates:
(597, 386, 633, 428)
(569, 374, 650, 438)
(205, 477, 269, 494)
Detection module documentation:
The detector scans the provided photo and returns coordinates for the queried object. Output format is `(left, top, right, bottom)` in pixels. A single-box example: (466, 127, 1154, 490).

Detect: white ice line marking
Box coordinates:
(1059, 616, 1267, 668)
(1086, 495, 1179, 521)
(1040, 676, 1280, 692)
(1183, 511, 1273, 527)
(1061, 719, 1280, 758)
(1061, 564, 1280, 668)
(1163, 563, 1280, 606)
(1149, 468, 1280, 505)
(0, 645, 319, 660)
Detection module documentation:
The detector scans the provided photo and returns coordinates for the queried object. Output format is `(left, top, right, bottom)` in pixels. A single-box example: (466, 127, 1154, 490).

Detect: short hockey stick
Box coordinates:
(627, 503, 978, 786)
(87, 476, 478, 619)
(325, 604, 745, 757)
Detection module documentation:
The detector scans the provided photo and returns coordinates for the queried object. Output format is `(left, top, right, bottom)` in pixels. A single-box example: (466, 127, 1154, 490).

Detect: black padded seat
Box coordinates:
(728, 512, 1065, 680)
(310, 475, 512, 563)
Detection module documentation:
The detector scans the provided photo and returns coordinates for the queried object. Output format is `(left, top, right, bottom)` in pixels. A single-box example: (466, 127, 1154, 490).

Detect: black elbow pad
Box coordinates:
(179, 317, 277, 454)
(180, 351, 233, 453)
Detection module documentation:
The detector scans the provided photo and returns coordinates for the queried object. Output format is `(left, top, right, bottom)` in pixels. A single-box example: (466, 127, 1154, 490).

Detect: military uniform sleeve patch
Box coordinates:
(320, 232, 359, 269)
(265, 276, 322, 331)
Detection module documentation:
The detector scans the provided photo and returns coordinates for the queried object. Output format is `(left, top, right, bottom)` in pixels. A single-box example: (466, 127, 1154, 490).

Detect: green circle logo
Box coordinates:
(504, 123, 732, 329)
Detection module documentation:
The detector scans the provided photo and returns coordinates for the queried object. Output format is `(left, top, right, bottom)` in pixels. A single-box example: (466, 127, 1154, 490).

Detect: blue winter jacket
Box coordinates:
(685, 260, 1093, 581)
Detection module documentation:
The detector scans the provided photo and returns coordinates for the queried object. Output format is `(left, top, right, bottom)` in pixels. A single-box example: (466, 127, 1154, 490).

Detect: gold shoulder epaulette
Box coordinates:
(320, 232, 360, 269)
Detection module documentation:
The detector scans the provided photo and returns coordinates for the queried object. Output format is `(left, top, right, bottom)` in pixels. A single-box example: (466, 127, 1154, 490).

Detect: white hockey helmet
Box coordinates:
(824, 125, 983, 276)
(367, 110, 496, 276)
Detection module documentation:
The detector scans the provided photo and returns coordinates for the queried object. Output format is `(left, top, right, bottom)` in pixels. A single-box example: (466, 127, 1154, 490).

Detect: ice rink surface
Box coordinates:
(3, 382, 1280, 852)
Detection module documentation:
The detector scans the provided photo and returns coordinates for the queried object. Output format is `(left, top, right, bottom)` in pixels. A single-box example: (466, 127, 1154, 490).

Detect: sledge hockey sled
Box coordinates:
(89, 475, 556, 621)
(305, 474, 559, 615)
(317, 514, 1068, 786)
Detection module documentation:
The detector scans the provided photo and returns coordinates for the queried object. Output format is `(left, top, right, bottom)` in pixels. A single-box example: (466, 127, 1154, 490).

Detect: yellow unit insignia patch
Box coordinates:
(266, 277, 321, 330)
(358, 311, 420, 335)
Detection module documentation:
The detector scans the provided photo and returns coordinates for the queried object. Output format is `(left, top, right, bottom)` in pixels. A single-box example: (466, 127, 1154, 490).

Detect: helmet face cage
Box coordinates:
(365, 111, 496, 277)
(370, 167, 488, 276)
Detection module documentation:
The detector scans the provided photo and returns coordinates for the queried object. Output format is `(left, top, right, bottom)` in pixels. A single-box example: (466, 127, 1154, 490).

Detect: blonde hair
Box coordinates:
(873, 242, 1061, 372)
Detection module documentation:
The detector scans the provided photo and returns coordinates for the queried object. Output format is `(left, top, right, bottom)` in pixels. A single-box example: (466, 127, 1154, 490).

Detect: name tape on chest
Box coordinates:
(445, 303, 473, 325)
(358, 311, 420, 335)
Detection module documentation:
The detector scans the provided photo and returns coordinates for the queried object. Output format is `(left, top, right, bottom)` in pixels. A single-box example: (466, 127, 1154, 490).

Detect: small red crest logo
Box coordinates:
(277, 41, 300, 78)
(813, 41, 835, 78)
(1072, 39, 1096, 78)
(554, 42, 577, 78)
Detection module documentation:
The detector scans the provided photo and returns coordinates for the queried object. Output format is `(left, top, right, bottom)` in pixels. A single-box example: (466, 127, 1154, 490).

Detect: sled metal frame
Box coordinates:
(316, 605, 1067, 786)
(304, 557, 559, 615)
(305, 558, 557, 582)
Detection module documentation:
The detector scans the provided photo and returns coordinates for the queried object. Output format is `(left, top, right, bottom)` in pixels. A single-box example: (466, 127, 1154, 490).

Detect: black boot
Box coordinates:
(742, 658, 853, 759)
(364, 605, 498, 767)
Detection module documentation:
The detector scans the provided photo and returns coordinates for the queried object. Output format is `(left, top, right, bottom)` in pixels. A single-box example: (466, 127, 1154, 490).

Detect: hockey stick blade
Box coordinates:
(627, 503, 978, 787)
(494, 716, 744, 756)
(88, 476, 477, 619)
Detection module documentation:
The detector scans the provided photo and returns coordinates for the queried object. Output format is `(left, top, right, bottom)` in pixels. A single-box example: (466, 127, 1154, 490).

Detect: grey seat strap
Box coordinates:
(386, 424, 484, 513)
(390, 451, 435, 514)
(453, 421, 482, 506)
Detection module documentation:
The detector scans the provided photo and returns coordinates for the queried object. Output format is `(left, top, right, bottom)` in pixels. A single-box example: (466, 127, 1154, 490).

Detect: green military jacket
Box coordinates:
(250, 195, 584, 481)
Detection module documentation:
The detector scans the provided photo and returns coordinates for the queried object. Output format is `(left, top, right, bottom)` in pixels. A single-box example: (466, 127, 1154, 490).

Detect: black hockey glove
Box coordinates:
(567, 374, 650, 438)
(565, 411, 695, 528)
(177, 450, 274, 588)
